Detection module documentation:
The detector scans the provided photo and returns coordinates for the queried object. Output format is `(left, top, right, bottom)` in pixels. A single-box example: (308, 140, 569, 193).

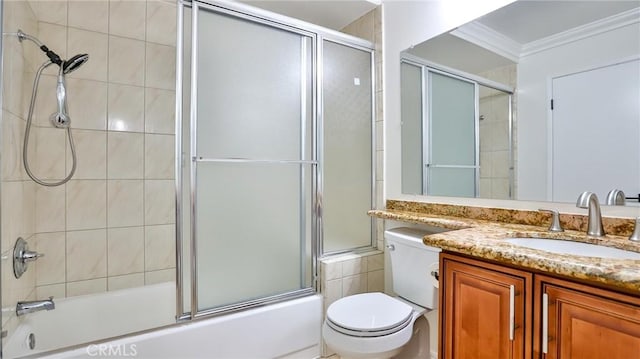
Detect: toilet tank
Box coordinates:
(385, 227, 443, 309)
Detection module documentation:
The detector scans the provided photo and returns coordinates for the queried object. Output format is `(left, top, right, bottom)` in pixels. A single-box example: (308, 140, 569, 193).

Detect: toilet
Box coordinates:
(323, 227, 441, 359)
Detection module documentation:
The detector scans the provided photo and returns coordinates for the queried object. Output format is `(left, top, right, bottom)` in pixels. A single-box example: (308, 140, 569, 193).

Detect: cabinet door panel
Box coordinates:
(544, 284, 640, 359)
(441, 257, 529, 359)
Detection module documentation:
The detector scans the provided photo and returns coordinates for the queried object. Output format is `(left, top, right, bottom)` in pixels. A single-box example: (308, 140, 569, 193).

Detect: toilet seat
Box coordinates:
(325, 293, 413, 337)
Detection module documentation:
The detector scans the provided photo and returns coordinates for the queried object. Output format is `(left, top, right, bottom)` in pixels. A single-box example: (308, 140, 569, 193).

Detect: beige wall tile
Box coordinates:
(68, 130, 107, 180)
(35, 232, 66, 286)
(108, 273, 145, 291)
(366, 253, 384, 271)
(66, 78, 108, 130)
(144, 134, 174, 179)
(367, 269, 384, 292)
(34, 126, 67, 180)
(342, 274, 367, 297)
(146, 0, 176, 46)
(2, 41, 26, 117)
(144, 224, 175, 271)
(33, 74, 58, 127)
(107, 180, 143, 227)
(67, 278, 107, 297)
(66, 229, 107, 281)
(145, 268, 175, 285)
(68, 0, 109, 33)
(2, 245, 36, 307)
(342, 258, 365, 276)
(108, 226, 144, 276)
(109, 0, 146, 40)
(145, 43, 175, 90)
(67, 28, 109, 82)
(35, 185, 66, 233)
(28, 0, 68, 26)
(323, 278, 342, 311)
(321, 261, 342, 281)
(22, 182, 36, 237)
(109, 36, 145, 86)
(37, 22, 68, 76)
(66, 180, 107, 230)
(1, 182, 23, 251)
(36, 283, 66, 300)
(108, 84, 145, 132)
(2, 113, 25, 181)
(144, 88, 175, 134)
(107, 132, 143, 179)
(144, 180, 175, 225)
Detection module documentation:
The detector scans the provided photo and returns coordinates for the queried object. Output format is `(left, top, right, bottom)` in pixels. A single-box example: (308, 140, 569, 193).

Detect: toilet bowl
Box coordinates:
(322, 228, 442, 359)
(322, 293, 427, 359)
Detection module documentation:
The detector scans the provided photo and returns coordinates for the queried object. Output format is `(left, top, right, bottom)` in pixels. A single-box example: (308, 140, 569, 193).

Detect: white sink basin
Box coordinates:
(504, 238, 640, 260)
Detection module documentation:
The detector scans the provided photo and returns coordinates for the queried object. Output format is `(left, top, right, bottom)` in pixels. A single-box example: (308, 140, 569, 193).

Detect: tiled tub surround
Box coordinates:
(5, 0, 178, 301)
(369, 201, 640, 293)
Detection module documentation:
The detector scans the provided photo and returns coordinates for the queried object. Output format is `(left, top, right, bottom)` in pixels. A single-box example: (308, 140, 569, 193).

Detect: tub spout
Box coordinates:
(16, 296, 55, 316)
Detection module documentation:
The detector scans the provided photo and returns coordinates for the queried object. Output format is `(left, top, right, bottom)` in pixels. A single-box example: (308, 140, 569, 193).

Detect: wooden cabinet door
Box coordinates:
(538, 277, 640, 359)
(441, 254, 532, 359)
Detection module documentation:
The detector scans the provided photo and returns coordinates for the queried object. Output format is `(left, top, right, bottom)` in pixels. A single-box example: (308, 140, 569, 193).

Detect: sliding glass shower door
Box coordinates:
(188, 3, 315, 315)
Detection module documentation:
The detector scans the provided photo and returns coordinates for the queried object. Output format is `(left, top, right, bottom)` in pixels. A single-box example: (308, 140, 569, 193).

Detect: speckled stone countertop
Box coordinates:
(369, 201, 640, 294)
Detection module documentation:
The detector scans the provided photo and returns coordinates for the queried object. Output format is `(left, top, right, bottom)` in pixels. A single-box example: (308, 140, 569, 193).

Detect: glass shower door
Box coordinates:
(190, 3, 315, 314)
(426, 71, 477, 197)
(322, 40, 373, 253)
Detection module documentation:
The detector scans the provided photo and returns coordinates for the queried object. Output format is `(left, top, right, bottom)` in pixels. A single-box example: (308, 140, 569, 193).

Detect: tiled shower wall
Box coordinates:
(478, 64, 517, 199)
(1, 0, 39, 337)
(11, 0, 178, 300)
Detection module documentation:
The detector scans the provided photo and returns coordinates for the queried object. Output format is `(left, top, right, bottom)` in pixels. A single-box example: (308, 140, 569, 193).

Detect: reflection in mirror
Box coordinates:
(400, 0, 640, 205)
(400, 56, 514, 199)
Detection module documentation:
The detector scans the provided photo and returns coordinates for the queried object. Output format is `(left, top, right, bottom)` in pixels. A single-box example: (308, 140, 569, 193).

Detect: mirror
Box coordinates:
(400, 0, 640, 205)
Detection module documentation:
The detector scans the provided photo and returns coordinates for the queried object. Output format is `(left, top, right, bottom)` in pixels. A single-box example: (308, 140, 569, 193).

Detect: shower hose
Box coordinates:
(23, 61, 77, 187)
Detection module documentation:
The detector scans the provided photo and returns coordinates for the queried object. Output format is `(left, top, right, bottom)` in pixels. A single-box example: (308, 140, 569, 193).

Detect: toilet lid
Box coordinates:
(326, 293, 413, 336)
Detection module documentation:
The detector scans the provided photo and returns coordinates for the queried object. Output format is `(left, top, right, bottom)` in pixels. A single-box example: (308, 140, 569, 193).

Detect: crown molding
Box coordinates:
(451, 22, 522, 63)
(450, 7, 639, 61)
(521, 7, 640, 57)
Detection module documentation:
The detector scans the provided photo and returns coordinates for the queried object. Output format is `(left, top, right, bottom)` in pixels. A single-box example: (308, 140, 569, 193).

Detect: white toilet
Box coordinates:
(323, 227, 441, 359)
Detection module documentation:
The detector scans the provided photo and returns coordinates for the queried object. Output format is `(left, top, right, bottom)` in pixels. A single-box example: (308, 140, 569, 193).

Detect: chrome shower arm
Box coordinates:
(16, 29, 62, 66)
(16, 29, 44, 47)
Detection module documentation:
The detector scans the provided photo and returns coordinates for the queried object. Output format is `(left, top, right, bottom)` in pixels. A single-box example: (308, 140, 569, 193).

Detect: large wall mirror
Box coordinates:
(400, 0, 640, 206)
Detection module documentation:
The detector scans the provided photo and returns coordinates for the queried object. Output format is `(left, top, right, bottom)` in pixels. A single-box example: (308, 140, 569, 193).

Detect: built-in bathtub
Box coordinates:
(4, 283, 322, 358)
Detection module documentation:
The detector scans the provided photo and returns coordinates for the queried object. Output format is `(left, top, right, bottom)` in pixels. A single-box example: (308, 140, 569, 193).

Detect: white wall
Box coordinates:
(383, 0, 516, 200)
(517, 21, 640, 201)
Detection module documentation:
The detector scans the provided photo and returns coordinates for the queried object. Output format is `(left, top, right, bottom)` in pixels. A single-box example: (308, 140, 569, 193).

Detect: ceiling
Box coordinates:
(407, 0, 640, 75)
(478, 0, 640, 44)
(240, 0, 380, 30)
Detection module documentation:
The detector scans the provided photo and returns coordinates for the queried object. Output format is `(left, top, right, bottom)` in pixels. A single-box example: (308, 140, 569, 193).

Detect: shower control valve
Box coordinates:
(13, 237, 44, 279)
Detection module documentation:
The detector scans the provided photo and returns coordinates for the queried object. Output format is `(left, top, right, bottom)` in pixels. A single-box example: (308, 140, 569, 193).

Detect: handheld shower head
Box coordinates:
(63, 54, 89, 74)
(51, 66, 71, 128)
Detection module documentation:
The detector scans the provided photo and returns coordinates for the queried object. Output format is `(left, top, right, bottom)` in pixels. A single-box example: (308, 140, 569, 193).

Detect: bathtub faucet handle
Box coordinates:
(538, 209, 564, 232)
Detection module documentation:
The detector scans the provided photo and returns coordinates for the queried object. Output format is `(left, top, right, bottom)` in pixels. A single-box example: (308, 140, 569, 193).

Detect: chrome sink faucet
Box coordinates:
(576, 191, 605, 236)
(16, 296, 55, 316)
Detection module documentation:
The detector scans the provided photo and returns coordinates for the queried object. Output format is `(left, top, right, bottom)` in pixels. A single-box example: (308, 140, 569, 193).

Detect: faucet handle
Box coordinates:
(539, 209, 564, 232)
(630, 217, 640, 242)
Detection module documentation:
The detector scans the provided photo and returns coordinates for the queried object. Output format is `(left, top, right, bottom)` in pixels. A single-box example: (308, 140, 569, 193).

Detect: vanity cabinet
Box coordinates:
(440, 253, 533, 359)
(440, 253, 640, 359)
(535, 275, 640, 359)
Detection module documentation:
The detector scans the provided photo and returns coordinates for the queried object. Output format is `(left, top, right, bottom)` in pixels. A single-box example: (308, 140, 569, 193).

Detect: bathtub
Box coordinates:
(3, 283, 322, 358)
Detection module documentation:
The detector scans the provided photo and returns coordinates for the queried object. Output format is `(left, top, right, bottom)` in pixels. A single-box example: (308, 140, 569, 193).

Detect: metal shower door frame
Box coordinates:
(175, 0, 375, 321)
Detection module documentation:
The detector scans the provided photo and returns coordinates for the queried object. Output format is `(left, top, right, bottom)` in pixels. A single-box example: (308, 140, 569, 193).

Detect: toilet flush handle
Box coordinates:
(385, 244, 395, 251)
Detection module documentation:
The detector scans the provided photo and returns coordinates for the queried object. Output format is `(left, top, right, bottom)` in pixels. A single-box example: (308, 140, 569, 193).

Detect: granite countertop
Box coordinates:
(369, 207, 640, 294)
